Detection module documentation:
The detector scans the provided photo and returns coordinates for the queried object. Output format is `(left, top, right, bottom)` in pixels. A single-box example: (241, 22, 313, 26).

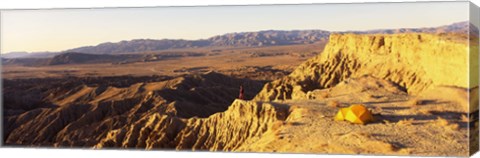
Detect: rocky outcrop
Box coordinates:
(94, 100, 290, 150)
(254, 33, 469, 101)
(3, 72, 266, 146)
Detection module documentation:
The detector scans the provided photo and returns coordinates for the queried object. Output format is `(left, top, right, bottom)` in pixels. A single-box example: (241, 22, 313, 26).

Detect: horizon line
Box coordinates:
(3, 20, 470, 54)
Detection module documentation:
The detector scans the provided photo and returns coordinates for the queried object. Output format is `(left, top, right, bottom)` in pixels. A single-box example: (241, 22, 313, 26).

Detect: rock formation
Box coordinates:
(3, 72, 265, 146)
(3, 31, 473, 156)
(254, 33, 469, 101)
(94, 100, 290, 150)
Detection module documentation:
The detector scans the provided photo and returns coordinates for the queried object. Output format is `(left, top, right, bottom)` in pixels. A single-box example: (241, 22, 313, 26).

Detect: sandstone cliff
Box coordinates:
(254, 33, 469, 101)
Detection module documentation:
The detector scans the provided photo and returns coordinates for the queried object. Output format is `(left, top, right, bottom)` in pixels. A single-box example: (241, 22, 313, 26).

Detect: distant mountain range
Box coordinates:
(1, 51, 208, 66)
(2, 30, 330, 59)
(1, 21, 475, 59)
(344, 21, 476, 35)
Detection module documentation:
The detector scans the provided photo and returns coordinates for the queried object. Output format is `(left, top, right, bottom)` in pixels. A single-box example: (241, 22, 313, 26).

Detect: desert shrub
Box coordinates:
(434, 117, 459, 130)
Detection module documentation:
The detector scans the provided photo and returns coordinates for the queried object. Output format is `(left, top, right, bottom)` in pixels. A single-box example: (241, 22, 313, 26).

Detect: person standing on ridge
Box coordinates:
(238, 85, 245, 100)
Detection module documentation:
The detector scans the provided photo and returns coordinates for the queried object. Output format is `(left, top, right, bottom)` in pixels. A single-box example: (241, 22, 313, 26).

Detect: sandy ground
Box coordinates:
(238, 76, 471, 156)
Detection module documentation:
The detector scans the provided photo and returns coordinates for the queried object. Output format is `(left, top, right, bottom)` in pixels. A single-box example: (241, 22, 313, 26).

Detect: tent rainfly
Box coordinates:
(335, 104, 374, 124)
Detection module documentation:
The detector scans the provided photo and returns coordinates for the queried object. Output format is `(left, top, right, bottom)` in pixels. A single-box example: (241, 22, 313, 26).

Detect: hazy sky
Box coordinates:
(0, 1, 469, 53)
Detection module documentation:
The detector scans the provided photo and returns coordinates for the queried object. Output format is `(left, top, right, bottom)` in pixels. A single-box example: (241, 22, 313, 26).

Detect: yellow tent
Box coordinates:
(335, 104, 374, 124)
